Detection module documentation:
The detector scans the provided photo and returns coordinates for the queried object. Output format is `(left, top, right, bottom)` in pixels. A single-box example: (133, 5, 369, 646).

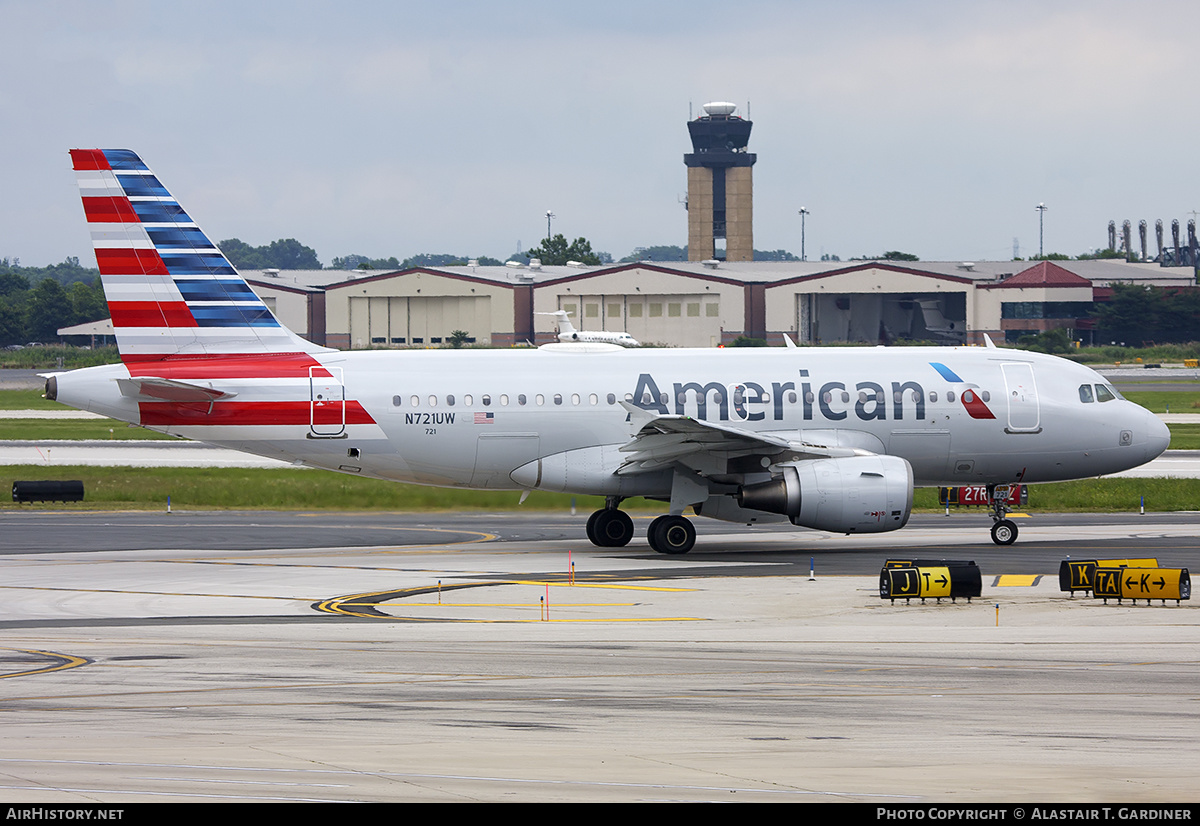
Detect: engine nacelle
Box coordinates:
(692, 495, 789, 525)
(737, 455, 913, 534)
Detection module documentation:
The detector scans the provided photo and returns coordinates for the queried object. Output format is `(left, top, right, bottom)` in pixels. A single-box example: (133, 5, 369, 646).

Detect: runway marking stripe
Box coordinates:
(0, 648, 90, 680)
(482, 617, 704, 623)
(316, 581, 699, 621)
(502, 580, 695, 591)
(992, 575, 1043, 586)
(354, 601, 639, 608)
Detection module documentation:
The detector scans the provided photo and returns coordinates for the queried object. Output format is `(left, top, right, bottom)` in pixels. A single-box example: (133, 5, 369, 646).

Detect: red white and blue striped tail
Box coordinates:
(70, 149, 327, 363)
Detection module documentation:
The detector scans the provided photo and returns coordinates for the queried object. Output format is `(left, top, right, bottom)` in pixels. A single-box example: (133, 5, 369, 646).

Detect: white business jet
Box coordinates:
(538, 309, 640, 347)
(48, 150, 1170, 553)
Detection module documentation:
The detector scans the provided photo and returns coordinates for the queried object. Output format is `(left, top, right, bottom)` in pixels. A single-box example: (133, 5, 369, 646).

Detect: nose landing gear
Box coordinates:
(987, 484, 1019, 545)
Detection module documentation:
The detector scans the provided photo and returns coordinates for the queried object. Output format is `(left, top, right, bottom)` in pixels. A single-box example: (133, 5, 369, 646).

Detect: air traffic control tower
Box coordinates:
(685, 102, 756, 262)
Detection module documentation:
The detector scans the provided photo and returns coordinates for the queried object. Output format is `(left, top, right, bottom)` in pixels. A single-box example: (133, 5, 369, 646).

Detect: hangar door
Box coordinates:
(349, 295, 492, 347)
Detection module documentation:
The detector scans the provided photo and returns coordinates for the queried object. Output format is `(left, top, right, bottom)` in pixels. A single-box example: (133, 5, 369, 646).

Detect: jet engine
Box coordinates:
(736, 455, 913, 534)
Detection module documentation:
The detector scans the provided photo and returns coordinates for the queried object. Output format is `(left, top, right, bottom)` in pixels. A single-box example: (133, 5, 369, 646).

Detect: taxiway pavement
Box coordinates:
(0, 511, 1197, 803)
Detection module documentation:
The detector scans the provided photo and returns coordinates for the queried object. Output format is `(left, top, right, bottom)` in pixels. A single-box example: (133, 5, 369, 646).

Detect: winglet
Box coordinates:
(782, 333, 797, 348)
(983, 333, 997, 349)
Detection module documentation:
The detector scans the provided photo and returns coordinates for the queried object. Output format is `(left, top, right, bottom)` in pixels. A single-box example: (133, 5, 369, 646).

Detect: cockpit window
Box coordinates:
(1079, 384, 1094, 403)
(1095, 384, 1116, 403)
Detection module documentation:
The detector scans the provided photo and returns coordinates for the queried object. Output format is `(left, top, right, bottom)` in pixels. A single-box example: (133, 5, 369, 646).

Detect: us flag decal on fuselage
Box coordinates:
(474, 412, 495, 424)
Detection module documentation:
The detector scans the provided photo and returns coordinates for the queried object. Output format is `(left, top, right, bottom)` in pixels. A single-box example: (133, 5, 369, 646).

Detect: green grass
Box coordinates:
(914, 478, 1200, 513)
(0, 465, 666, 513)
(1120, 391, 1200, 413)
(0, 389, 64, 410)
(0, 345, 120, 370)
(1166, 423, 1200, 449)
(1068, 343, 1200, 364)
(0, 420, 174, 440)
(0, 465, 1195, 514)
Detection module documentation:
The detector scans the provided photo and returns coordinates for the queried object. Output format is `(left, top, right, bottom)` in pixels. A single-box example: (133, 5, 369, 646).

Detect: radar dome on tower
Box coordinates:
(701, 101, 739, 117)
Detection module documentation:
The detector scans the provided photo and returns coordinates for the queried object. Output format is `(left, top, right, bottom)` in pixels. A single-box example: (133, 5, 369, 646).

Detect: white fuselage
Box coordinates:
(51, 345, 1170, 501)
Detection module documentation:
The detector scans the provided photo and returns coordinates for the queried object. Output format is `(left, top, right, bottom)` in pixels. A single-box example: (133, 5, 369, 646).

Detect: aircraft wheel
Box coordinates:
(650, 515, 696, 555)
(591, 509, 633, 547)
(585, 510, 603, 545)
(990, 519, 1018, 546)
(645, 515, 667, 553)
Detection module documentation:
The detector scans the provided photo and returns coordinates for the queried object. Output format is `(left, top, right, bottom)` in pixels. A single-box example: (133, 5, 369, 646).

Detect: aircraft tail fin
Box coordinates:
(553, 309, 577, 334)
(70, 149, 327, 363)
(916, 300, 951, 330)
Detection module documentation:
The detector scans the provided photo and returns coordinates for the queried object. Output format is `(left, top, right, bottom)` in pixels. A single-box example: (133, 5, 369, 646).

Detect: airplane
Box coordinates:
(48, 149, 1171, 553)
(538, 309, 641, 347)
(916, 299, 967, 344)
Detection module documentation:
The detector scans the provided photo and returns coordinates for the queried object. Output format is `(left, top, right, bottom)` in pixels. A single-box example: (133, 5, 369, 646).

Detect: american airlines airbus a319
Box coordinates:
(47, 150, 1170, 553)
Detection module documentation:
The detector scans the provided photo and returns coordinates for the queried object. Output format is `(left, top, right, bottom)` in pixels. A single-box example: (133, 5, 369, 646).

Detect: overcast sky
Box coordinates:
(4, 0, 1198, 267)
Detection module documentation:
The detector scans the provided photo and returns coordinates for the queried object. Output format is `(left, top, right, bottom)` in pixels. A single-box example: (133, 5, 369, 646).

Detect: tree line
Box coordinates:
(1093, 283, 1200, 346)
(0, 258, 107, 345)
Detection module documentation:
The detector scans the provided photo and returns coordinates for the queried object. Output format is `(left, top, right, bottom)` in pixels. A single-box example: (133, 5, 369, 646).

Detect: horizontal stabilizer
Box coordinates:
(116, 376, 238, 404)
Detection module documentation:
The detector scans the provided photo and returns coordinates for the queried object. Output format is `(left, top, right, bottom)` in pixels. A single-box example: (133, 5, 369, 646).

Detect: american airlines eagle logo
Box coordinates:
(929, 362, 996, 420)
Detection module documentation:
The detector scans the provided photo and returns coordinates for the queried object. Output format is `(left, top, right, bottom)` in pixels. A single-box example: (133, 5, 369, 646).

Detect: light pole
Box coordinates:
(545, 210, 555, 241)
(798, 207, 810, 261)
(1036, 203, 1048, 259)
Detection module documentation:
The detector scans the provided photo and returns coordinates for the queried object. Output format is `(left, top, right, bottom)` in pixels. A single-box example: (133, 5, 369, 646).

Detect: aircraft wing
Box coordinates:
(615, 402, 867, 475)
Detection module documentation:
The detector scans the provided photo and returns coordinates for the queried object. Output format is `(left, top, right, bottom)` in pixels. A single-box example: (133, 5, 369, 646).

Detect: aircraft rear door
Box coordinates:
(1001, 362, 1040, 433)
(310, 366, 346, 438)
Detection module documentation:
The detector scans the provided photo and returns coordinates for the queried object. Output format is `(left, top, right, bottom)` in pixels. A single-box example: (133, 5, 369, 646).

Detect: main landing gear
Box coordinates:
(987, 483, 1019, 546)
(585, 498, 697, 554)
(645, 514, 696, 555)
(585, 498, 634, 547)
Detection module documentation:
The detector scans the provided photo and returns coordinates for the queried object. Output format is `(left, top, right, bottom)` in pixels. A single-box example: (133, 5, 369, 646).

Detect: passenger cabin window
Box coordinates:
(1096, 384, 1116, 402)
(1079, 385, 1095, 403)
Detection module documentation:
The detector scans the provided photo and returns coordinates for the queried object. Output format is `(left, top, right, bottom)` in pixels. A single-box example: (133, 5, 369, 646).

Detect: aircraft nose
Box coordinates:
(1146, 410, 1171, 459)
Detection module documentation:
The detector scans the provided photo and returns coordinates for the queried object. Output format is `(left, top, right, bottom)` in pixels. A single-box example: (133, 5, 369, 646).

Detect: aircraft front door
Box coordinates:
(310, 366, 346, 438)
(1001, 362, 1040, 433)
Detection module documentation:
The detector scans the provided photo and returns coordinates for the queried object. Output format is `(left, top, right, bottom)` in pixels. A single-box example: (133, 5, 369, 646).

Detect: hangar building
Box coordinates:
(243, 258, 1196, 350)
